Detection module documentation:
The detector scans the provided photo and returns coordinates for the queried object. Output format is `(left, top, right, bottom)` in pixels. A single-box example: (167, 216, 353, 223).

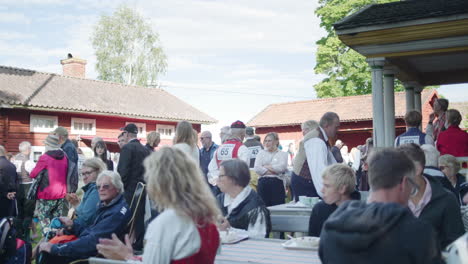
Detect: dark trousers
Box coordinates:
(15, 183, 36, 242)
(37, 252, 79, 264)
(290, 172, 320, 201)
(257, 177, 285, 207)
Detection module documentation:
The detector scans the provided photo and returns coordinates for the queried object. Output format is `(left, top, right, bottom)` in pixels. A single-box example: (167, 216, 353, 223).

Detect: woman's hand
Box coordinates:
(97, 233, 134, 261)
(219, 218, 231, 231)
(39, 242, 53, 253)
(59, 217, 73, 228)
(66, 193, 80, 207)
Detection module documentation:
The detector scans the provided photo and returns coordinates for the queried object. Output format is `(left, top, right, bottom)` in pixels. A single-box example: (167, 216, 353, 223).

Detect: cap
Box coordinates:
(53, 126, 68, 136)
(120, 123, 139, 134)
(43, 134, 61, 149)
(230, 120, 246, 129)
(246, 127, 254, 136)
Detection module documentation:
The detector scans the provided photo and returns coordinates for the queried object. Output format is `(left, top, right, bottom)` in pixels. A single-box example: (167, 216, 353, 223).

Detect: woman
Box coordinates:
(145, 131, 161, 152)
(38, 170, 131, 263)
(30, 135, 68, 234)
(438, 154, 465, 204)
(93, 141, 114, 170)
(437, 109, 468, 157)
(96, 147, 221, 263)
(291, 120, 320, 201)
(427, 98, 449, 140)
(308, 164, 360, 236)
(66, 158, 106, 227)
(254, 132, 288, 207)
(173, 121, 199, 162)
(217, 159, 271, 238)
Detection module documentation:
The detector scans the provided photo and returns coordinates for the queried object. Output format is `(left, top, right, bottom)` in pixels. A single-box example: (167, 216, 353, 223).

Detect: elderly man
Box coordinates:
(53, 126, 78, 164)
(13, 141, 36, 241)
(244, 127, 263, 168)
(38, 170, 131, 263)
(319, 148, 440, 264)
(0, 145, 17, 218)
(199, 131, 218, 179)
(219, 126, 231, 144)
(395, 110, 433, 147)
(207, 121, 250, 184)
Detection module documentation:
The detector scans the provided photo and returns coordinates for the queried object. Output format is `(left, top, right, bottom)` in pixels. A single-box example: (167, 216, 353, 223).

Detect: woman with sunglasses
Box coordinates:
(438, 154, 465, 205)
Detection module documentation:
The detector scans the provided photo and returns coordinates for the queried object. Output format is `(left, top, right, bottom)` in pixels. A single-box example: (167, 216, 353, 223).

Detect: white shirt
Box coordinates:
(223, 186, 267, 238)
(304, 127, 337, 197)
(134, 208, 202, 264)
(254, 149, 288, 180)
(207, 143, 250, 184)
(173, 143, 200, 164)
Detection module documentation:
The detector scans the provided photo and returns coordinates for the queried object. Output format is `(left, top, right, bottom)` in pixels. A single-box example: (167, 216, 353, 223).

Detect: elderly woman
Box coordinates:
(38, 171, 131, 263)
(30, 134, 68, 234)
(439, 154, 465, 204)
(291, 120, 320, 201)
(66, 158, 107, 227)
(217, 159, 270, 238)
(437, 109, 468, 157)
(145, 131, 161, 152)
(173, 121, 199, 162)
(97, 147, 221, 263)
(308, 164, 360, 236)
(93, 141, 113, 171)
(254, 132, 288, 207)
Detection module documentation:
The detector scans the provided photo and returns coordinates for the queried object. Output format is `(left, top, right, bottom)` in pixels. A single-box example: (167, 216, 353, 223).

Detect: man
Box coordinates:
(13, 141, 36, 241)
(243, 127, 263, 169)
(0, 145, 17, 218)
(199, 131, 218, 179)
(305, 112, 339, 198)
(219, 126, 231, 144)
(207, 121, 250, 184)
(117, 132, 127, 149)
(330, 139, 344, 163)
(395, 110, 434, 147)
(426, 98, 449, 140)
(421, 144, 445, 178)
(53, 126, 78, 164)
(397, 143, 464, 249)
(320, 148, 440, 264)
(117, 123, 150, 250)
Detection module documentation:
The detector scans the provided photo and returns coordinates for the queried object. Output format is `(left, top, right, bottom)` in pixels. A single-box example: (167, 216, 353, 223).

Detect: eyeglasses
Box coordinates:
(80, 170, 96, 177)
(96, 184, 112, 190)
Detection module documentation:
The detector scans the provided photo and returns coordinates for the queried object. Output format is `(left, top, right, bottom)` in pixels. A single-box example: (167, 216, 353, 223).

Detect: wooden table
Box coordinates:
(267, 203, 313, 233)
(215, 238, 321, 264)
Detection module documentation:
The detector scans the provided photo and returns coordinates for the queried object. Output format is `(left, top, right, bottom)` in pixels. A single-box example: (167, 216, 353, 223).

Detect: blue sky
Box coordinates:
(1, 0, 467, 141)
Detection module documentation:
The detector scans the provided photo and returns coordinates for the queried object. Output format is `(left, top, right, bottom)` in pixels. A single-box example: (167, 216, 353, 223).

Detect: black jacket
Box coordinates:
(319, 201, 441, 264)
(0, 157, 17, 218)
(418, 175, 465, 249)
(435, 173, 464, 205)
(117, 139, 150, 202)
(61, 139, 78, 164)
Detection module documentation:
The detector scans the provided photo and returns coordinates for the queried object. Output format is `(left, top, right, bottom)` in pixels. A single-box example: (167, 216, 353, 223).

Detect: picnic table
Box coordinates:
(267, 203, 313, 233)
(215, 238, 321, 264)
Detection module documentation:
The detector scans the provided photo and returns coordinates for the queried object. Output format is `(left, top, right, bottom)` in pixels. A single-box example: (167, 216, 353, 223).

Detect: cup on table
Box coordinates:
(311, 197, 319, 205)
(299, 196, 308, 205)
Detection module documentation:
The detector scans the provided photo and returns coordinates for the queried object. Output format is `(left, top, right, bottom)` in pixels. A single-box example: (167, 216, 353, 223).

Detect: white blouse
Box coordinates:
(254, 149, 288, 180)
(173, 143, 200, 164)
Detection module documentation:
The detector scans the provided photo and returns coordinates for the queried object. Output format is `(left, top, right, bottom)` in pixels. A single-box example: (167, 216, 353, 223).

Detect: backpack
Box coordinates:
(0, 218, 17, 263)
(64, 153, 78, 193)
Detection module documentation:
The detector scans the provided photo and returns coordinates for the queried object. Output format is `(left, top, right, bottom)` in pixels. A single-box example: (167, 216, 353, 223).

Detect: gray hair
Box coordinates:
(319, 112, 339, 127)
(229, 128, 245, 141)
(220, 126, 231, 143)
(439, 154, 461, 173)
(421, 144, 440, 167)
(220, 159, 250, 187)
(96, 170, 124, 193)
(301, 120, 319, 132)
(19, 141, 31, 153)
(82, 158, 107, 176)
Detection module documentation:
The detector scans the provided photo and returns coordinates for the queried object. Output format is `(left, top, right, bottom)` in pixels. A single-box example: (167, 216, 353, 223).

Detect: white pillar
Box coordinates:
(414, 87, 422, 114)
(383, 69, 396, 147)
(367, 58, 386, 148)
(404, 83, 415, 112)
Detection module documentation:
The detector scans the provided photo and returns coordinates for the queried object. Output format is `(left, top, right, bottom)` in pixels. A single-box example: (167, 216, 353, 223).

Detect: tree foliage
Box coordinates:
(314, 0, 402, 98)
(92, 5, 167, 86)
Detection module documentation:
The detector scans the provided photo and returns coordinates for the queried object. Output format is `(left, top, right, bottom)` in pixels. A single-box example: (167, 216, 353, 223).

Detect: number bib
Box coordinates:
(248, 146, 262, 159)
(400, 135, 421, 145)
(217, 144, 236, 161)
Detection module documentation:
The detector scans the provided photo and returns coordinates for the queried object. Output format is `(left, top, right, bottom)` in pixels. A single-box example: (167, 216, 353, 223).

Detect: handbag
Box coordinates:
(27, 170, 48, 200)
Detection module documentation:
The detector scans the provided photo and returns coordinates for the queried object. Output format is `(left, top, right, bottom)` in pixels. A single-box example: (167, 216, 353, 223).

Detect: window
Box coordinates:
(126, 122, 146, 138)
(71, 118, 96, 135)
(30, 146, 45, 162)
(156, 124, 175, 139)
(30, 114, 58, 133)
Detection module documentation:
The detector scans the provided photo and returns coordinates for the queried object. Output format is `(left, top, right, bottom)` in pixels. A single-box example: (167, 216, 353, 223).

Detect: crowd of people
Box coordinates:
(0, 97, 467, 264)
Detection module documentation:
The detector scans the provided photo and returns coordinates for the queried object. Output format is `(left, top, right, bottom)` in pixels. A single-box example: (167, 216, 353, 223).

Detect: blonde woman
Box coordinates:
(97, 147, 221, 263)
(173, 121, 200, 162)
(438, 154, 465, 204)
(145, 131, 161, 152)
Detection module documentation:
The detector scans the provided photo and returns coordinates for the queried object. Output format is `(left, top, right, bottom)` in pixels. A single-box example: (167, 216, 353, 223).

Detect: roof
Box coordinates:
(450, 101, 468, 129)
(334, 0, 468, 30)
(0, 66, 216, 124)
(247, 89, 436, 128)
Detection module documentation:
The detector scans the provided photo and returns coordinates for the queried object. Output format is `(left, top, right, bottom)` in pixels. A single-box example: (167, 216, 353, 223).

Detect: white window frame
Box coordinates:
(30, 146, 45, 162)
(126, 122, 146, 138)
(71, 117, 96, 135)
(156, 124, 175, 139)
(30, 114, 58, 133)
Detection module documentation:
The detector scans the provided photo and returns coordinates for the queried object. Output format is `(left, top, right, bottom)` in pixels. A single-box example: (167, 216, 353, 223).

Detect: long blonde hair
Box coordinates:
(144, 147, 220, 224)
(173, 121, 196, 147)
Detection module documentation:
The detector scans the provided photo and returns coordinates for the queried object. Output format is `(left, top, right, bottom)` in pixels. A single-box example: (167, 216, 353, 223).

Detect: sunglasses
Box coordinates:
(96, 184, 112, 190)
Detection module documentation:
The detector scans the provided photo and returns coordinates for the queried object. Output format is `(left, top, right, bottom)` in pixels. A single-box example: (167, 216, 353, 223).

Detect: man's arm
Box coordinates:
(207, 153, 219, 185)
(304, 138, 328, 197)
(440, 194, 465, 249)
(237, 145, 250, 165)
(117, 145, 132, 188)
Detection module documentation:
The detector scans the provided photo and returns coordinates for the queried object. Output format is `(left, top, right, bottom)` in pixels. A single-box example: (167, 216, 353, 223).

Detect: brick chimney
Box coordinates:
(60, 53, 86, 78)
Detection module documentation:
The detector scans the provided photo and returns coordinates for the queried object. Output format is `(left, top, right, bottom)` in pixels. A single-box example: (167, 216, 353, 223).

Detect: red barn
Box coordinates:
(0, 57, 215, 160)
(247, 89, 438, 150)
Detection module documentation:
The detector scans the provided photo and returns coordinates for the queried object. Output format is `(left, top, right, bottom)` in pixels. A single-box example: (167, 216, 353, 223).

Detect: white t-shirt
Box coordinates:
(173, 143, 200, 164)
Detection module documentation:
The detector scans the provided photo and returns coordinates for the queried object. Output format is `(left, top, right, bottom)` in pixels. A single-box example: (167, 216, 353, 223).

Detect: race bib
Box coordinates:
(218, 144, 235, 160)
(400, 136, 420, 145)
(248, 146, 262, 159)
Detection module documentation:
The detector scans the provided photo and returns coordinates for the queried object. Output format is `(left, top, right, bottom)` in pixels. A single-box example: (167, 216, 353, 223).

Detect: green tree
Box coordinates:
(314, 0, 401, 98)
(92, 5, 167, 86)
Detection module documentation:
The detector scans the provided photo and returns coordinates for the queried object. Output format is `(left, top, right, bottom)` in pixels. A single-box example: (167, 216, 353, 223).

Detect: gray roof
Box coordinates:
(0, 66, 216, 124)
(334, 0, 468, 30)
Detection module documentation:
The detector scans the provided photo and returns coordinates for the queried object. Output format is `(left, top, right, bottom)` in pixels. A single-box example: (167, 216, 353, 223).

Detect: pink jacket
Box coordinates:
(30, 150, 68, 200)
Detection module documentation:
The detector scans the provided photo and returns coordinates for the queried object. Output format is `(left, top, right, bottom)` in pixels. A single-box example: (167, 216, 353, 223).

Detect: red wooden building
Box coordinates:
(247, 89, 438, 150)
(0, 57, 216, 160)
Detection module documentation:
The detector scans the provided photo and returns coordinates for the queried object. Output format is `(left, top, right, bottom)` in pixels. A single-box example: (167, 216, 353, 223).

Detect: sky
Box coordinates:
(1, 0, 467, 142)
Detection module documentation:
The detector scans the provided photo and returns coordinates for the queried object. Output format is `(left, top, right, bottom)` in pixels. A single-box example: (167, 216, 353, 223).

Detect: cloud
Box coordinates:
(0, 12, 31, 24)
(0, 32, 34, 40)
